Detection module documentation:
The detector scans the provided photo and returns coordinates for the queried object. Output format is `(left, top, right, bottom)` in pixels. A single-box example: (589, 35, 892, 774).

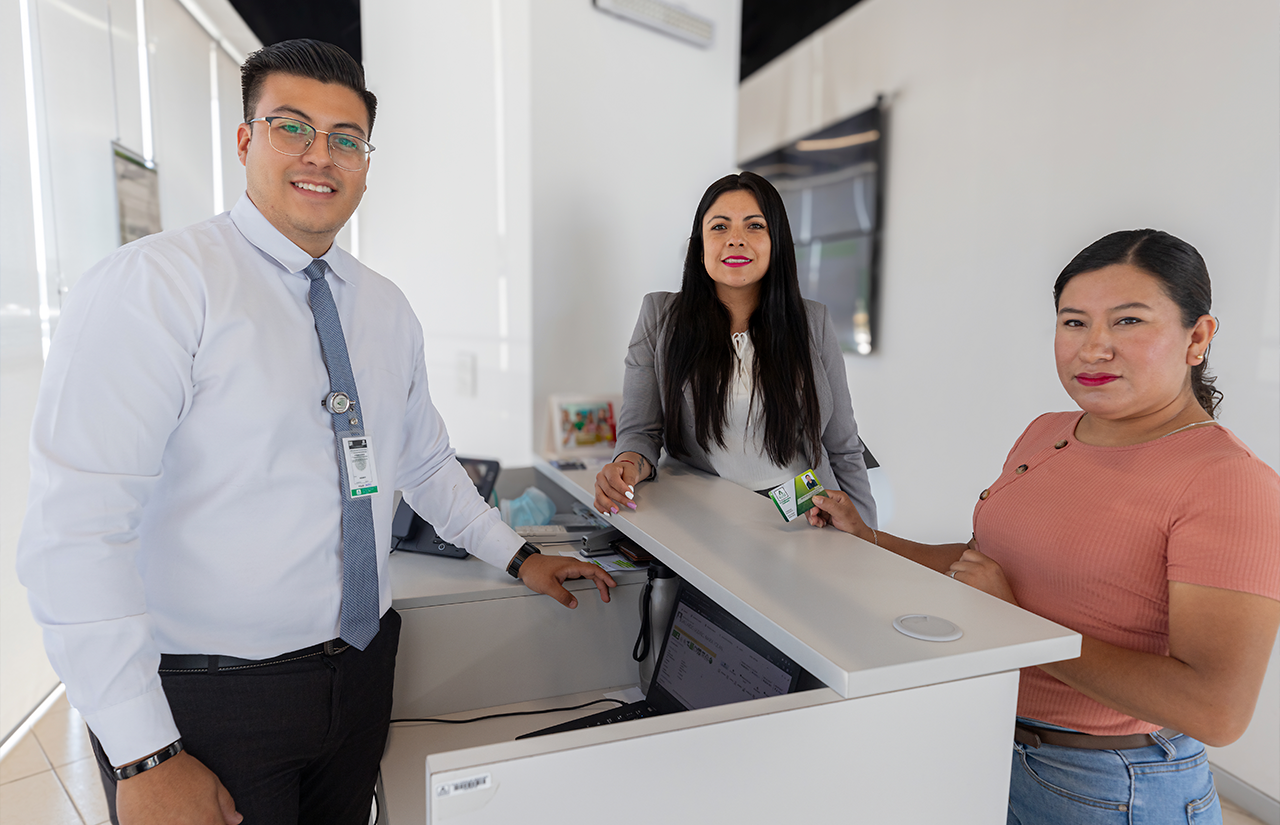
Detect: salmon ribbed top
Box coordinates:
(974, 411, 1280, 736)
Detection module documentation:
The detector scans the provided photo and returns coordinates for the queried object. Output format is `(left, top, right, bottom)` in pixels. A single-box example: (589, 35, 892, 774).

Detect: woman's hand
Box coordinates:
(594, 453, 644, 515)
(947, 539, 1019, 606)
(808, 490, 874, 542)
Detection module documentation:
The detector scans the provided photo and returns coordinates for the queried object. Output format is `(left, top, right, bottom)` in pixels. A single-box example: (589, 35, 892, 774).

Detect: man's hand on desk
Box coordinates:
(518, 554, 616, 609)
(116, 750, 241, 825)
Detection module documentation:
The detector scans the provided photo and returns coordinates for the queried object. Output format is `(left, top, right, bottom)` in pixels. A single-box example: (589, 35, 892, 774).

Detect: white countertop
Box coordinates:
(389, 549, 647, 610)
(536, 457, 1080, 699)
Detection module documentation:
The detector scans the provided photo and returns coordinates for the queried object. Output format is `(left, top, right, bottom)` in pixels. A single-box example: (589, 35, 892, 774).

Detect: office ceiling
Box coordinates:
(228, 0, 363, 62)
(740, 0, 861, 79)
(227, 1, 862, 80)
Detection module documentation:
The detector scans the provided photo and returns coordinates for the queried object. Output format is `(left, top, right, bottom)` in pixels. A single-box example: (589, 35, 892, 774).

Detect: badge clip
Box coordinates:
(324, 392, 351, 415)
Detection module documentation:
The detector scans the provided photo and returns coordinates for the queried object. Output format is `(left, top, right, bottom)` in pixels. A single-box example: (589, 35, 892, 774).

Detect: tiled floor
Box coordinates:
(0, 694, 108, 825)
(0, 691, 1271, 825)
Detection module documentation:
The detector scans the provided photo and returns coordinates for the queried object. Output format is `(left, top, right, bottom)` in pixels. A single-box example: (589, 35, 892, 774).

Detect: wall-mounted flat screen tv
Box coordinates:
(742, 101, 883, 355)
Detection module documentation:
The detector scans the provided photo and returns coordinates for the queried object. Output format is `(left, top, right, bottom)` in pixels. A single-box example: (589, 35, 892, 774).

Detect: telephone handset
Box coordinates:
(390, 457, 499, 559)
(390, 499, 469, 558)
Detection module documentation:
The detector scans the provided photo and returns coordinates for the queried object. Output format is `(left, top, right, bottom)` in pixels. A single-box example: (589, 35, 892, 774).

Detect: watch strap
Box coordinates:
(506, 542, 542, 579)
(113, 739, 183, 781)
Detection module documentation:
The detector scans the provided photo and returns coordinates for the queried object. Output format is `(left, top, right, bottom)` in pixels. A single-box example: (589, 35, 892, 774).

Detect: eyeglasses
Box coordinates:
(246, 116, 375, 172)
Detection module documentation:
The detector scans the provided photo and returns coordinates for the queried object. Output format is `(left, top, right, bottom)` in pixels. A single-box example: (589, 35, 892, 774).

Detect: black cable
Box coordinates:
(632, 574, 653, 662)
(390, 698, 625, 726)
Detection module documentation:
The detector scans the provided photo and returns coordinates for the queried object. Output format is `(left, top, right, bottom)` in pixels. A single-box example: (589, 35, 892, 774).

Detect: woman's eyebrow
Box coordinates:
(704, 213, 765, 223)
(1057, 302, 1152, 315)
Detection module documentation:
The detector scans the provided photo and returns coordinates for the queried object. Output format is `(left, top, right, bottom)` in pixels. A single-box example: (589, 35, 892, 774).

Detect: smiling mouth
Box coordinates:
(722, 256, 752, 267)
(293, 181, 335, 194)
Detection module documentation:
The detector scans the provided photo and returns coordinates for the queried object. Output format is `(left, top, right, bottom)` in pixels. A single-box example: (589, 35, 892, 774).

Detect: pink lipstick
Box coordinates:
(1077, 374, 1118, 387)
(721, 257, 752, 268)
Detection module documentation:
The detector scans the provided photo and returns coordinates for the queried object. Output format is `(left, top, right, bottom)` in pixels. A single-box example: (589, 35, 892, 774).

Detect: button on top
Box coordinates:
(979, 489, 990, 500)
(1054, 439, 1068, 449)
(1015, 464, 1028, 474)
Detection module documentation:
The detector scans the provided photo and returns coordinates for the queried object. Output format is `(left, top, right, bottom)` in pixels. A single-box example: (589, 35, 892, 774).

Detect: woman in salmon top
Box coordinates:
(814, 229, 1280, 825)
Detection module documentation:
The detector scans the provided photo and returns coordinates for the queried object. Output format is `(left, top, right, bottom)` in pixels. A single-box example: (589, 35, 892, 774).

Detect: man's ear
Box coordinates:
(236, 122, 252, 167)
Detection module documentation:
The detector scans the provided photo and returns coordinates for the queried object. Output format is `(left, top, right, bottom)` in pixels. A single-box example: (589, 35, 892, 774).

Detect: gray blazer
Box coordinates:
(614, 291, 878, 527)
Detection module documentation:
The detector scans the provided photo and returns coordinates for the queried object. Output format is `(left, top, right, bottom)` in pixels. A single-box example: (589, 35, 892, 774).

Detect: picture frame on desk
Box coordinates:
(545, 394, 620, 459)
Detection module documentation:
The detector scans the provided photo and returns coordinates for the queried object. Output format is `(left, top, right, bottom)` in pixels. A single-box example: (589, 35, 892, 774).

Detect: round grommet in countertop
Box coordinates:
(893, 614, 963, 642)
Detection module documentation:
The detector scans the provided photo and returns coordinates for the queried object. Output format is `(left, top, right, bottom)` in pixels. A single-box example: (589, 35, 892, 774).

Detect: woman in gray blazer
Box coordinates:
(593, 172, 877, 528)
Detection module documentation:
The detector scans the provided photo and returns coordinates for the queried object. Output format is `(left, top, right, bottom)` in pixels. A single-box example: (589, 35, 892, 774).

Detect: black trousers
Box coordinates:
(90, 609, 401, 825)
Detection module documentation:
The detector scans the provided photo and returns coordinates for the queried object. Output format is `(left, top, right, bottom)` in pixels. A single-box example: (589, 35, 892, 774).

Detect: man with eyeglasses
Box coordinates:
(18, 38, 614, 825)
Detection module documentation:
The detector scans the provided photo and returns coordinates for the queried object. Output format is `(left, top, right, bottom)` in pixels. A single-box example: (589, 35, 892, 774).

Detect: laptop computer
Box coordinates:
(518, 581, 808, 739)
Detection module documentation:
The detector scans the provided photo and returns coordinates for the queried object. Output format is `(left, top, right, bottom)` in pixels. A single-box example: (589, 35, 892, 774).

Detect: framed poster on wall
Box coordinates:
(113, 142, 161, 246)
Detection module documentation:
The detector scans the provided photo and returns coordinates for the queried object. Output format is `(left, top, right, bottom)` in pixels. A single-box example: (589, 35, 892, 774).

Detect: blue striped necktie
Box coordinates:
(304, 259, 380, 651)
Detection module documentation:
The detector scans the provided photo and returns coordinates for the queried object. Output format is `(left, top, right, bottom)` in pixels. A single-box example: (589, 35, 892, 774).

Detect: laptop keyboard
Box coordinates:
(517, 702, 661, 739)
(588, 703, 658, 726)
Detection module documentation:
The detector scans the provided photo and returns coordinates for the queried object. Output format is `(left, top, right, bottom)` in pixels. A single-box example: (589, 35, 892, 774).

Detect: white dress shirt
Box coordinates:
(705, 333, 810, 491)
(17, 194, 523, 765)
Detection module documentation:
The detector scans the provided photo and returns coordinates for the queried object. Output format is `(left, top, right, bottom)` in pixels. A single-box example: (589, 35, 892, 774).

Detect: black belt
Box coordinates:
(159, 639, 350, 674)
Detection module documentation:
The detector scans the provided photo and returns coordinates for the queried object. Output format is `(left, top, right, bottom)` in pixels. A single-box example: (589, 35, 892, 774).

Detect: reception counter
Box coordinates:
(379, 461, 1080, 824)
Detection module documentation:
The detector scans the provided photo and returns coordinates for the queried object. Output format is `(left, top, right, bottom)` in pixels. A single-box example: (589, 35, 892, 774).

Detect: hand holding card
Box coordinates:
(768, 470, 826, 522)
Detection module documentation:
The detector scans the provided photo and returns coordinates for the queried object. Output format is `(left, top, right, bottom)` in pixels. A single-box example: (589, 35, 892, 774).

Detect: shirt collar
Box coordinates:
(229, 193, 361, 286)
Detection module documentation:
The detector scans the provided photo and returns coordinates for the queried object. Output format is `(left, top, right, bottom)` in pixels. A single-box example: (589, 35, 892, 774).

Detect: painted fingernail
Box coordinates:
(610, 506, 619, 514)
(628, 485, 634, 493)
(624, 490, 634, 500)
(626, 502, 637, 510)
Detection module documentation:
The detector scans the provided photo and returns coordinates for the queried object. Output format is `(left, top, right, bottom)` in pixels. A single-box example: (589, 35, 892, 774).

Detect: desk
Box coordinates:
(380, 461, 1080, 824)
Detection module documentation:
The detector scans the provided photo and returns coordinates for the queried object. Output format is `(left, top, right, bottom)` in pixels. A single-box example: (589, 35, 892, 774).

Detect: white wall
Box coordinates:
(360, 0, 535, 467)
(739, 0, 1279, 802)
(1, 0, 52, 749)
(0, 0, 257, 743)
(361, 0, 741, 464)
(528, 0, 741, 450)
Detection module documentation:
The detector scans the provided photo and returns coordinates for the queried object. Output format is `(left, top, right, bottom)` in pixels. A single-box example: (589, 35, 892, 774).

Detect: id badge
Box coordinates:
(341, 435, 379, 498)
(768, 469, 825, 522)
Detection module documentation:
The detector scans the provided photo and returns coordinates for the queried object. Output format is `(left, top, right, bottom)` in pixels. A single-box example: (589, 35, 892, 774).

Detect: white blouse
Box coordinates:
(704, 333, 811, 491)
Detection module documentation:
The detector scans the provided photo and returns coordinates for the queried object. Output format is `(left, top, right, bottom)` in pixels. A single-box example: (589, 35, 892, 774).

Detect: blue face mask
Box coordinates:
(499, 486, 556, 527)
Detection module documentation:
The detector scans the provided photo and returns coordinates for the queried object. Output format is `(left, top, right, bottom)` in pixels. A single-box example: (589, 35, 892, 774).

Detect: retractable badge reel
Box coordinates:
(324, 392, 351, 415)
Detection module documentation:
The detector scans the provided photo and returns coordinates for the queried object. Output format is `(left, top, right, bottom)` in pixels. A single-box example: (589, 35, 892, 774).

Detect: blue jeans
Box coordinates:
(1009, 717, 1221, 825)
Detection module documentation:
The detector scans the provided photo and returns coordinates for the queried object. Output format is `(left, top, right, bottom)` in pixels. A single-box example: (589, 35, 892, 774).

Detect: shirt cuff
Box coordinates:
(468, 517, 526, 571)
(81, 687, 181, 768)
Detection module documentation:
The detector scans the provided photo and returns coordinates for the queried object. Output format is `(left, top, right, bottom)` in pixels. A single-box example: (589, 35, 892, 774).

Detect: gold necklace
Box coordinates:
(1161, 420, 1218, 438)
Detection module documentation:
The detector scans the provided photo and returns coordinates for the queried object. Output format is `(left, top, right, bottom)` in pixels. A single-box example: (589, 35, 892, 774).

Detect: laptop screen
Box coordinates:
(650, 583, 803, 712)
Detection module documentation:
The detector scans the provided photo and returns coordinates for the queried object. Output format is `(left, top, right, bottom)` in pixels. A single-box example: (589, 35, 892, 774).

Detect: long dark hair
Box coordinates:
(1053, 229, 1222, 416)
(660, 172, 823, 467)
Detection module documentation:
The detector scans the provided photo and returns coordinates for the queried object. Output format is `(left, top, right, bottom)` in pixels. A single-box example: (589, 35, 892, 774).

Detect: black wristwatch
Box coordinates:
(506, 542, 542, 579)
(113, 739, 183, 780)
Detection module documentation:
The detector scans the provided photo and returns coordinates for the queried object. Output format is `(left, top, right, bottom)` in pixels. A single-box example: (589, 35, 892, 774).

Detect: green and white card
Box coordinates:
(769, 470, 826, 522)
